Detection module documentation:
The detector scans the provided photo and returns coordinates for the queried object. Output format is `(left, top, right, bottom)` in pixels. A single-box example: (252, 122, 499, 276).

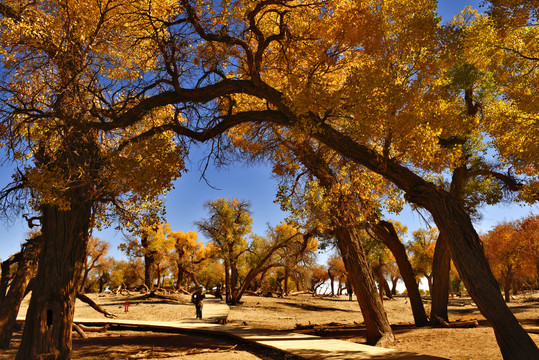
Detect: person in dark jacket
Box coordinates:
(191, 285, 206, 319)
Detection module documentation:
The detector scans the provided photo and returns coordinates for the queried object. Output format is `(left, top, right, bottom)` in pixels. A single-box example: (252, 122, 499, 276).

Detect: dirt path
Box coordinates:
(4, 291, 538, 359)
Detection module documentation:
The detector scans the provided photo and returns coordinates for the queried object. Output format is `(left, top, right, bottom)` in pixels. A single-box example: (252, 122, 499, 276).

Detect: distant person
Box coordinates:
(191, 285, 206, 319)
(215, 283, 222, 300)
(348, 289, 353, 301)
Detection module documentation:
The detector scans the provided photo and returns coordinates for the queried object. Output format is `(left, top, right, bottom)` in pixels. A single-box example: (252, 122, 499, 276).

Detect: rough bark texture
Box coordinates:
(371, 220, 429, 327)
(16, 202, 91, 360)
(289, 141, 394, 344)
(430, 232, 450, 323)
(336, 226, 394, 346)
(419, 191, 539, 360)
(309, 122, 539, 359)
(141, 235, 155, 291)
(0, 238, 42, 349)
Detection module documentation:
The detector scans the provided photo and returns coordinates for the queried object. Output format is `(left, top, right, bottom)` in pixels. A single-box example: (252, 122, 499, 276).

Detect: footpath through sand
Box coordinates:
(61, 298, 447, 360)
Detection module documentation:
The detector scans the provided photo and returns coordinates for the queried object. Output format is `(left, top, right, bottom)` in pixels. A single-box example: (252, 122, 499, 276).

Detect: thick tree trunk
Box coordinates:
(0, 238, 42, 349)
(372, 265, 392, 299)
(430, 232, 451, 323)
(141, 236, 155, 291)
(335, 226, 394, 346)
(504, 267, 513, 303)
(310, 123, 539, 358)
(390, 277, 398, 296)
(422, 192, 539, 359)
(328, 274, 335, 296)
(17, 202, 91, 360)
(371, 220, 429, 326)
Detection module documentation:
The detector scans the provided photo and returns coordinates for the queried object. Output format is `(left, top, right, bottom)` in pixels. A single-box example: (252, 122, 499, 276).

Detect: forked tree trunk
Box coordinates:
(371, 220, 429, 326)
(430, 232, 450, 323)
(504, 267, 513, 303)
(372, 265, 392, 299)
(0, 238, 42, 348)
(16, 202, 91, 360)
(335, 226, 394, 346)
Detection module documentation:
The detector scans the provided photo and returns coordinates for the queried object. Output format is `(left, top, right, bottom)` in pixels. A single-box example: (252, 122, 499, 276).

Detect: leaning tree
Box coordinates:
(0, 1, 185, 358)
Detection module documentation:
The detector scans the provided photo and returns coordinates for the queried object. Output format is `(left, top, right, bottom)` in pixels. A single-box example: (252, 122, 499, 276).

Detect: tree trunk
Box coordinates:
(17, 202, 91, 360)
(328, 274, 335, 296)
(422, 192, 539, 359)
(224, 260, 231, 304)
(310, 123, 539, 357)
(176, 264, 185, 290)
(371, 220, 429, 326)
(430, 232, 451, 323)
(373, 265, 392, 299)
(229, 264, 239, 304)
(0, 238, 42, 349)
(141, 236, 155, 291)
(390, 277, 398, 296)
(284, 267, 289, 295)
(504, 267, 513, 303)
(335, 226, 394, 346)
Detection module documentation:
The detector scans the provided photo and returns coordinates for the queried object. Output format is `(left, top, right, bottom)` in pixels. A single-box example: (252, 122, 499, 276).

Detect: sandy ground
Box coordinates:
(2, 291, 538, 359)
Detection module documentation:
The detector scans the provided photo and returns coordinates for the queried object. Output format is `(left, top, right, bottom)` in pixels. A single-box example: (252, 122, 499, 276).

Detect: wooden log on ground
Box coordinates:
(72, 323, 87, 338)
(436, 316, 478, 328)
(76, 323, 110, 333)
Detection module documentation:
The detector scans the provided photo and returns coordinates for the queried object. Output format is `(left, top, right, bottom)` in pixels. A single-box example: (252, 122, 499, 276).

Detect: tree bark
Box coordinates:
(430, 232, 451, 323)
(284, 267, 289, 295)
(372, 265, 392, 299)
(335, 226, 394, 346)
(76, 293, 116, 319)
(308, 123, 539, 358)
(141, 235, 155, 291)
(224, 260, 232, 304)
(0, 238, 42, 349)
(16, 202, 91, 360)
(504, 267, 513, 303)
(371, 220, 429, 326)
(289, 140, 394, 345)
(419, 191, 539, 359)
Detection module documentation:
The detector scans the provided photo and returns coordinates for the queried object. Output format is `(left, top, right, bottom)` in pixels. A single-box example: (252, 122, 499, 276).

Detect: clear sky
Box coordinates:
(1, 0, 537, 263)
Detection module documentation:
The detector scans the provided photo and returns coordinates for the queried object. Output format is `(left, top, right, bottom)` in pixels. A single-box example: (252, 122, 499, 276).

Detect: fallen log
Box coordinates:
(436, 316, 478, 328)
(289, 291, 314, 296)
(76, 323, 110, 333)
(72, 323, 87, 339)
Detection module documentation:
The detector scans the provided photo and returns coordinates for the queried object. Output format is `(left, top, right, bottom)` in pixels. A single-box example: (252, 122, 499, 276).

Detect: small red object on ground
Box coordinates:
(124, 301, 130, 313)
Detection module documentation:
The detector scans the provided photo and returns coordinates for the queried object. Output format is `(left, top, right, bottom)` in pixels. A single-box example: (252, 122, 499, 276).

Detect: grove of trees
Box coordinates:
(0, 0, 538, 359)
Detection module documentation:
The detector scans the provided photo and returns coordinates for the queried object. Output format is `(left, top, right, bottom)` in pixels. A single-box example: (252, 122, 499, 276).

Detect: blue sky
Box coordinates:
(1, 0, 537, 263)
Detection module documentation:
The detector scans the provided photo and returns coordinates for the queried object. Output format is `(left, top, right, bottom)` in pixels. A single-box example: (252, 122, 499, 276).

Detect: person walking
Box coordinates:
(191, 285, 205, 319)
